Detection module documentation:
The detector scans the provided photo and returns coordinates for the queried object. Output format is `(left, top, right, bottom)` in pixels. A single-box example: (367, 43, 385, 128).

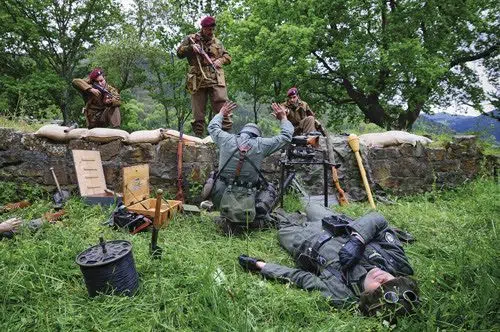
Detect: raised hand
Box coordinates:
(219, 101, 238, 117)
(271, 103, 288, 121)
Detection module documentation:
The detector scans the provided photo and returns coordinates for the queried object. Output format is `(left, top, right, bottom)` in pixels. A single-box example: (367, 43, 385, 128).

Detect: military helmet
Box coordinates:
(359, 277, 420, 318)
(240, 123, 262, 138)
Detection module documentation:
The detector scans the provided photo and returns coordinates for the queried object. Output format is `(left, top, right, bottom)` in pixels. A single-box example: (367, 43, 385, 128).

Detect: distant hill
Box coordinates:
(414, 111, 499, 142)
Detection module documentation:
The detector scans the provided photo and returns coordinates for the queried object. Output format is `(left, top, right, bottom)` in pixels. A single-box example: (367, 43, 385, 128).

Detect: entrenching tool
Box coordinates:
(325, 135, 349, 206)
(150, 189, 164, 259)
(50, 167, 70, 209)
(347, 134, 376, 209)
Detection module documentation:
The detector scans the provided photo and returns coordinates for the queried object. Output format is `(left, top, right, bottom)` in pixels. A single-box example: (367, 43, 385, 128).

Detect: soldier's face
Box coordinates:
(201, 26, 215, 38)
(363, 267, 395, 292)
(95, 75, 106, 87)
(288, 94, 299, 105)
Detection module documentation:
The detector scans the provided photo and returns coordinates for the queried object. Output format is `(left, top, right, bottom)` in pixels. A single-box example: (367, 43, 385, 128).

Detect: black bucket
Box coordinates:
(76, 238, 139, 297)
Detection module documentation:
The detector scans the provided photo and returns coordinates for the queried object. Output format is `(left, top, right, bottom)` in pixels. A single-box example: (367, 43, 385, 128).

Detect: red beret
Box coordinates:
(89, 68, 104, 81)
(287, 87, 298, 97)
(200, 16, 216, 27)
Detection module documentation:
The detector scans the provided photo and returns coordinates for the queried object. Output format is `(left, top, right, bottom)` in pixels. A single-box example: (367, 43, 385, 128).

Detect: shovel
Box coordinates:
(50, 167, 70, 209)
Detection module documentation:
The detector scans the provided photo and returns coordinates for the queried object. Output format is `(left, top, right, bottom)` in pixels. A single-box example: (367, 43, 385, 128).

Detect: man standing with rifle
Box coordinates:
(177, 16, 232, 137)
(72, 68, 121, 129)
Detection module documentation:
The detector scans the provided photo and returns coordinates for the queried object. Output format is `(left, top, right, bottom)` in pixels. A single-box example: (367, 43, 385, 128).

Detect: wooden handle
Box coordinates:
(154, 189, 163, 227)
(49, 167, 63, 195)
(347, 135, 376, 209)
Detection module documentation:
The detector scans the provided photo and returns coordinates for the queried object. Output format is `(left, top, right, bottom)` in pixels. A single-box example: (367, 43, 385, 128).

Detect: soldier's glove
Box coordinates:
(338, 236, 365, 269)
(238, 254, 263, 272)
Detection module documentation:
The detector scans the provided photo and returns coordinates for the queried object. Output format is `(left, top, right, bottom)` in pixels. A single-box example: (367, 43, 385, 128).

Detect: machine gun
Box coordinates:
(277, 134, 337, 208)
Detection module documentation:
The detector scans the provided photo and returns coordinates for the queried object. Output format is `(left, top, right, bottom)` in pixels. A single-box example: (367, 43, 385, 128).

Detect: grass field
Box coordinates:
(0, 177, 498, 331)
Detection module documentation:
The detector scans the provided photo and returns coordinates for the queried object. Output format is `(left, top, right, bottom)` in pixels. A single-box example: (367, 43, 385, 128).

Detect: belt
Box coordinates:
(219, 175, 259, 188)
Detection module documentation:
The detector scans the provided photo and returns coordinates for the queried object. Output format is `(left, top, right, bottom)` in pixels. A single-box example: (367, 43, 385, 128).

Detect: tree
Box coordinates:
(223, 0, 499, 129)
(1, 0, 122, 123)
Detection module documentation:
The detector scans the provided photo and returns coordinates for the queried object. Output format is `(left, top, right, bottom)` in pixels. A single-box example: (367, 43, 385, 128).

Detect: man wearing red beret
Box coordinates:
(282, 87, 324, 136)
(177, 16, 232, 137)
(72, 68, 121, 128)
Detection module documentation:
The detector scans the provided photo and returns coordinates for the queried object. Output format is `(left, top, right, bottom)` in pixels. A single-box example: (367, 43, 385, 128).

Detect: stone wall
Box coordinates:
(0, 127, 496, 204)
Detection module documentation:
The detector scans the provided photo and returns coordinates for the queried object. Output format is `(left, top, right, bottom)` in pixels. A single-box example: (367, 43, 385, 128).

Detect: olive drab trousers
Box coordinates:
(191, 85, 232, 137)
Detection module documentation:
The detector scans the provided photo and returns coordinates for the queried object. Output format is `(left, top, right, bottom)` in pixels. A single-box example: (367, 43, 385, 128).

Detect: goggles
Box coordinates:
(368, 290, 419, 312)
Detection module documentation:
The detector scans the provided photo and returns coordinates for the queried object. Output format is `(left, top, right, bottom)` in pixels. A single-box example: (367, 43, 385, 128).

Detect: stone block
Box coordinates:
(120, 143, 154, 164)
(0, 128, 22, 151)
(427, 148, 446, 161)
(369, 147, 401, 160)
(68, 139, 99, 151)
(99, 140, 123, 161)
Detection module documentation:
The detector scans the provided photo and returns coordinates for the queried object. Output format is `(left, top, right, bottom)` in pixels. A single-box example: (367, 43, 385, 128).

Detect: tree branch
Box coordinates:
(450, 43, 499, 67)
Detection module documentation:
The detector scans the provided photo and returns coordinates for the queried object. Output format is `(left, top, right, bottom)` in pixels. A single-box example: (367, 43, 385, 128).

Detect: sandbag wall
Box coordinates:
(0, 127, 217, 203)
(0, 126, 496, 202)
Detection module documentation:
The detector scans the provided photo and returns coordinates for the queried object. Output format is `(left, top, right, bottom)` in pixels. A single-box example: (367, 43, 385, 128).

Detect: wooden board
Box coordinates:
(72, 150, 107, 196)
(122, 164, 150, 206)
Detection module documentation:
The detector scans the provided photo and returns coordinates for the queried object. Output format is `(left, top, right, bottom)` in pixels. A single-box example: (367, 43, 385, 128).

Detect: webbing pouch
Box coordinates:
(219, 185, 256, 224)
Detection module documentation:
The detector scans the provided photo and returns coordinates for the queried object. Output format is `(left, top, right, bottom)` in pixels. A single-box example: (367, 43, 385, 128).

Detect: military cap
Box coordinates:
(89, 68, 104, 81)
(201, 16, 216, 27)
(287, 87, 298, 97)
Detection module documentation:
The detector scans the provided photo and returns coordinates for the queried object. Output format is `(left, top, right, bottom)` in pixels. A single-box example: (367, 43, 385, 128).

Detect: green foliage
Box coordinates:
(0, 181, 49, 205)
(1, 0, 122, 122)
(0, 178, 498, 330)
(221, 0, 499, 130)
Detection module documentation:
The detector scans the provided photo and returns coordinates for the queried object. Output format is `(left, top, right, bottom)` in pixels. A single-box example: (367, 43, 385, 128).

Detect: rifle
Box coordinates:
(189, 36, 218, 74)
(325, 135, 349, 206)
(175, 121, 185, 202)
(91, 83, 113, 103)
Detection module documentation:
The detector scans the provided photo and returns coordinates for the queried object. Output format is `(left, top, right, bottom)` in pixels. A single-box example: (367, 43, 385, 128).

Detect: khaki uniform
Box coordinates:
(260, 205, 414, 307)
(72, 78, 121, 129)
(177, 33, 232, 137)
(283, 99, 319, 136)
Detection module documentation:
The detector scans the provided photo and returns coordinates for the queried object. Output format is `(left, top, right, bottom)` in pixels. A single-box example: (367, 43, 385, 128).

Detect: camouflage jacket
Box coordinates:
(177, 33, 231, 93)
(72, 78, 121, 111)
(282, 99, 314, 129)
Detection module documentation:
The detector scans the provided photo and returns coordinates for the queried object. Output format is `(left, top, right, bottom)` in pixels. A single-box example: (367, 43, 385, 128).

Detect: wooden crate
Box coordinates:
(72, 150, 122, 206)
(122, 164, 182, 227)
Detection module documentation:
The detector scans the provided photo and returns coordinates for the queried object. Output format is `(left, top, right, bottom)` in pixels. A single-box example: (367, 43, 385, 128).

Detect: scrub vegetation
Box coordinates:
(0, 177, 498, 331)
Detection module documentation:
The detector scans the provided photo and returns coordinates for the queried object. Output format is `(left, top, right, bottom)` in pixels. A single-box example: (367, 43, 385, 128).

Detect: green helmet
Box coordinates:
(240, 123, 262, 138)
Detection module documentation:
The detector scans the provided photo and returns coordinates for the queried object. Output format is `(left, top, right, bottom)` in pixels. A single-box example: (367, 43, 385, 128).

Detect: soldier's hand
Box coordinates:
(89, 88, 101, 98)
(192, 44, 201, 54)
(213, 59, 222, 69)
(0, 217, 23, 233)
(219, 101, 238, 117)
(271, 103, 288, 121)
(338, 236, 365, 269)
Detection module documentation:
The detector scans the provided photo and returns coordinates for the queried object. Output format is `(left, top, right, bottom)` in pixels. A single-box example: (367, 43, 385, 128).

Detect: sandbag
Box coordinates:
(84, 128, 130, 143)
(201, 136, 213, 144)
(35, 124, 88, 142)
(360, 131, 432, 148)
(163, 129, 203, 145)
(127, 129, 165, 144)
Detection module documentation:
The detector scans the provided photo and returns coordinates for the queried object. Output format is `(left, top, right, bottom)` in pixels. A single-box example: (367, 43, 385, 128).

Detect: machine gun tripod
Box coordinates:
(277, 135, 341, 208)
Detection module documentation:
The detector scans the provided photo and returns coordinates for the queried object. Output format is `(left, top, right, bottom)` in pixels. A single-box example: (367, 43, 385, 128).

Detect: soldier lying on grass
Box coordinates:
(239, 204, 420, 319)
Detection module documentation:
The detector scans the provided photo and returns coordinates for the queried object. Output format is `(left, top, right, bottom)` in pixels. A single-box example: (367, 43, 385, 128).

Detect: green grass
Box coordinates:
(0, 178, 499, 331)
(0, 116, 45, 132)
